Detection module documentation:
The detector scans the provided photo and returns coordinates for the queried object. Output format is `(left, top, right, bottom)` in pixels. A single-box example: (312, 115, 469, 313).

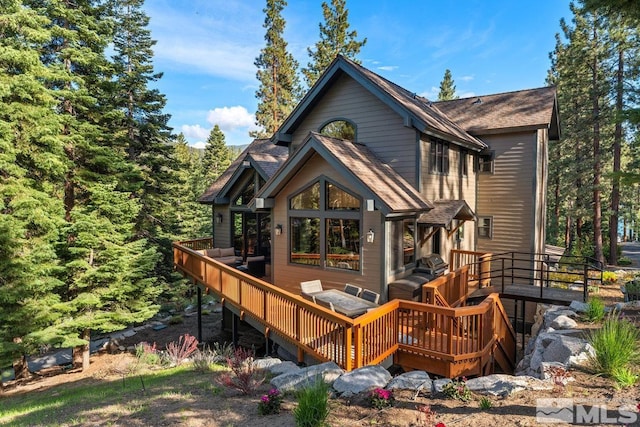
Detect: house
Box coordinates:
(199, 55, 559, 302)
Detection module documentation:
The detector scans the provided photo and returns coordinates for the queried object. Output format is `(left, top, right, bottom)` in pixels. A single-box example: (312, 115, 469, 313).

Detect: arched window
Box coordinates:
(319, 119, 356, 141)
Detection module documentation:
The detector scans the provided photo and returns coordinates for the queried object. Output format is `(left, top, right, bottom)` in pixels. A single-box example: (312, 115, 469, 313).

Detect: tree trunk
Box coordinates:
(12, 354, 30, 380)
(72, 329, 91, 371)
(591, 25, 605, 266)
(609, 47, 623, 265)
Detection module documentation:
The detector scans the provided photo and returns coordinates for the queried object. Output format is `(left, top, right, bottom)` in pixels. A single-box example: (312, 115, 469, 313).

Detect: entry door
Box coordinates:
(233, 211, 271, 260)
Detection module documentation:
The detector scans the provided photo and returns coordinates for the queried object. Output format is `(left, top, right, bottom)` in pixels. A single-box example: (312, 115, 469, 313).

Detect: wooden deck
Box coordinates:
(469, 284, 584, 305)
(174, 238, 517, 378)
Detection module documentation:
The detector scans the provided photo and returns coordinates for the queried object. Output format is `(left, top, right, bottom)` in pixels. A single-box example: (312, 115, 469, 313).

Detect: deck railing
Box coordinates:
(450, 249, 492, 287)
(422, 265, 469, 307)
(174, 240, 516, 377)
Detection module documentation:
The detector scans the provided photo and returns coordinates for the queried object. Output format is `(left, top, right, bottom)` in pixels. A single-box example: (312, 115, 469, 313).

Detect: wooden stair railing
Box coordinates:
(421, 266, 469, 307)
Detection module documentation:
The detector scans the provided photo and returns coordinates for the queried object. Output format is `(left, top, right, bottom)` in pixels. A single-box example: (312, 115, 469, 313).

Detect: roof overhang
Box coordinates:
(417, 200, 476, 227)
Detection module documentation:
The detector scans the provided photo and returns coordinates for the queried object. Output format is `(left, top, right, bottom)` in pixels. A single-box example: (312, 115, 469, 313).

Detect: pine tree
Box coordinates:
(0, 0, 67, 377)
(302, 0, 366, 88)
(437, 69, 458, 101)
(202, 125, 234, 184)
(254, 0, 302, 137)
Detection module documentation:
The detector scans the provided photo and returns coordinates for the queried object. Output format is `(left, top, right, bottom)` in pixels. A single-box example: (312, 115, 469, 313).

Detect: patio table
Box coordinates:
(313, 289, 379, 317)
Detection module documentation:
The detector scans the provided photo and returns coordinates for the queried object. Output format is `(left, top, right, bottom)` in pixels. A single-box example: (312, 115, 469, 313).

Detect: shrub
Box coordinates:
(602, 271, 618, 285)
(611, 366, 638, 389)
(618, 257, 632, 266)
(191, 346, 218, 372)
(258, 388, 283, 415)
(168, 315, 184, 325)
(210, 341, 236, 364)
(584, 297, 605, 322)
(441, 377, 472, 402)
(416, 404, 437, 426)
(135, 342, 163, 366)
(368, 387, 394, 409)
(293, 378, 330, 427)
(216, 347, 265, 395)
(586, 312, 640, 377)
(165, 334, 199, 366)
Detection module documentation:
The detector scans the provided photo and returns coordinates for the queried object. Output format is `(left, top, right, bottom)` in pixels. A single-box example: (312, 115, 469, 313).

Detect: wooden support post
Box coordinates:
(197, 286, 203, 343)
(522, 300, 526, 352)
(232, 312, 239, 348)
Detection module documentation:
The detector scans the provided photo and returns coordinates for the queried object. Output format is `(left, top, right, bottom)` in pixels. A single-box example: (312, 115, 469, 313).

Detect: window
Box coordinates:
(319, 119, 356, 141)
(478, 217, 492, 239)
(477, 153, 494, 173)
(460, 150, 468, 176)
(430, 139, 449, 174)
(390, 218, 415, 271)
(289, 179, 361, 271)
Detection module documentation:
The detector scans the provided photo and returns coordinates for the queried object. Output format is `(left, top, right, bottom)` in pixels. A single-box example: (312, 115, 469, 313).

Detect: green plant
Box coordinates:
(258, 388, 283, 415)
(416, 404, 437, 426)
(166, 334, 199, 366)
(216, 347, 265, 395)
(367, 387, 394, 409)
(624, 280, 640, 294)
(478, 396, 492, 410)
(584, 297, 606, 322)
(441, 377, 472, 402)
(618, 257, 632, 266)
(211, 341, 236, 364)
(293, 378, 330, 427)
(611, 366, 638, 388)
(168, 315, 184, 325)
(191, 346, 218, 372)
(135, 342, 163, 366)
(586, 311, 640, 377)
(602, 271, 618, 285)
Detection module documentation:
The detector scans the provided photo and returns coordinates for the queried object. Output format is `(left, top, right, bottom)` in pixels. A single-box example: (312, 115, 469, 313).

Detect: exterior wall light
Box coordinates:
(216, 213, 223, 224)
(275, 224, 283, 236)
(366, 229, 375, 243)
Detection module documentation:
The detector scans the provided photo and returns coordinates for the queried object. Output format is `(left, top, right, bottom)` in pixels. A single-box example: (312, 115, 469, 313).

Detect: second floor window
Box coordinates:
(430, 139, 449, 174)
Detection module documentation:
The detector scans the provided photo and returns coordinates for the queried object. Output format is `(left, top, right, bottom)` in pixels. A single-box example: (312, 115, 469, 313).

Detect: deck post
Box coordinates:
(521, 300, 526, 352)
(583, 263, 589, 302)
(197, 286, 202, 342)
(232, 312, 239, 347)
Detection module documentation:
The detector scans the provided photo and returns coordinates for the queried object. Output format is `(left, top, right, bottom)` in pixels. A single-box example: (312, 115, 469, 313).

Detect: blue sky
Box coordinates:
(145, 0, 572, 147)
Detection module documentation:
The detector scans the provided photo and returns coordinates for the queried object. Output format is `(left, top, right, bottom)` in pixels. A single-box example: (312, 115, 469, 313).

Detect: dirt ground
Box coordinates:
(2, 283, 640, 426)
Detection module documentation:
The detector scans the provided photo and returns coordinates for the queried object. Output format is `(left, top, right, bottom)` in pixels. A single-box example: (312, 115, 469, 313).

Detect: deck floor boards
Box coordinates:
(469, 284, 584, 305)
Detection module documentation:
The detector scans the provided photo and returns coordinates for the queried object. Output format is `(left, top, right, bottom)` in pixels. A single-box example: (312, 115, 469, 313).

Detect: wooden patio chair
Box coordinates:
(302, 293, 316, 303)
(344, 283, 362, 297)
(300, 280, 323, 297)
(360, 289, 380, 304)
(316, 299, 336, 312)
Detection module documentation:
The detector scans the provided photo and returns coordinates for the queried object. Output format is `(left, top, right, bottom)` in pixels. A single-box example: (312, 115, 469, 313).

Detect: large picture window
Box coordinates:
(290, 179, 361, 271)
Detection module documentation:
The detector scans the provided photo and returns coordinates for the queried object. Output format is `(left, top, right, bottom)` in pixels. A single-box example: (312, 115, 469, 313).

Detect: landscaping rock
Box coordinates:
(252, 357, 281, 370)
(269, 361, 300, 376)
(432, 378, 452, 394)
(569, 300, 589, 313)
(332, 365, 392, 397)
(386, 371, 432, 392)
(270, 361, 343, 392)
(466, 374, 552, 397)
(550, 315, 578, 330)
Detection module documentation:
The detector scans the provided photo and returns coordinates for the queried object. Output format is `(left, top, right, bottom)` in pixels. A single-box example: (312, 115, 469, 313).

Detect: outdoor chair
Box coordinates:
(302, 293, 316, 303)
(316, 299, 336, 312)
(360, 289, 380, 304)
(300, 280, 323, 297)
(344, 283, 362, 297)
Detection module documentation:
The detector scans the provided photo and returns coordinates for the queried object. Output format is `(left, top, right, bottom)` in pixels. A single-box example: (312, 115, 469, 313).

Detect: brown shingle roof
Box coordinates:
(417, 200, 476, 227)
(342, 56, 487, 150)
(433, 86, 558, 137)
(308, 132, 433, 213)
(198, 139, 288, 203)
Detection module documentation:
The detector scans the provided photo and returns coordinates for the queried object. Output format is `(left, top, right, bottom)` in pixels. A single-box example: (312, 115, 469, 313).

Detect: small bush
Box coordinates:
(586, 312, 640, 377)
(165, 334, 199, 366)
(368, 387, 394, 409)
(584, 297, 605, 322)
(191, 346, 218, 372)
(293, 378, 330, 427)
(478, 396, 492, 410)
(602, 271, 618, 285)
(416, 404, 438, 426)
(258, 388, 283, 415)
(168, 315, 184, 325)
(135, 342, 163, 366)
(441, 377, 472, 402)
(216, 347, 265, 395)
(211, 341, 236, 364)
(618, 257, 632, 266)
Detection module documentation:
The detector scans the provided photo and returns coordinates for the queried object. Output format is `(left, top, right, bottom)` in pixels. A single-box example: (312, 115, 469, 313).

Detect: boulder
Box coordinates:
(550, 315, 578, 330)
(386, 371, 432, 393)
(252, 357, 281, 370)
(269, 361, 300, 376)
(466, 374, 553, 396)
(432, 378, 452, 394)
(270, 361, 343, 392)
(332, 365, 391, 397)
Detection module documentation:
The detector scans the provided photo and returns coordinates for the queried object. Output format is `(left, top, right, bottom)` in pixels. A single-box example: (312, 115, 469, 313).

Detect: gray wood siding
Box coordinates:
(213, 204, 232, 248)
(476, 131, 538, 255)
(271, 153, 385, 299)
(291, 74, 418, 187)
(534, 129, 548, 255)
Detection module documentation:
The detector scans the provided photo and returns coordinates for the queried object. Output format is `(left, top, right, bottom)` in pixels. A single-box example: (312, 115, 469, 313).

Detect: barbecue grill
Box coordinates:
(414, 254, 449, 278)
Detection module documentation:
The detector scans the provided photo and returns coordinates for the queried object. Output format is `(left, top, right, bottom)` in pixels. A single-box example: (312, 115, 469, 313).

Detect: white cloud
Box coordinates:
(458, 91, 476, 99)
(191, 141, 207, 149)
(181, 124, 210, 140)
(378, 65, 399, 71)
(418, 86, 439, 100)
(207, 106, 258, 132)
(460, 75, 474, 82)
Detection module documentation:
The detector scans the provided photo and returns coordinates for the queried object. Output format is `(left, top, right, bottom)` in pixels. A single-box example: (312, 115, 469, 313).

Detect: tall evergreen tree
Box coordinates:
(254, 0, 302, 137)
(202, 125, 234, 184)
(0, 0, 67, 377)
(437, 69, 458, 101)
(302, 0, 366, 88)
